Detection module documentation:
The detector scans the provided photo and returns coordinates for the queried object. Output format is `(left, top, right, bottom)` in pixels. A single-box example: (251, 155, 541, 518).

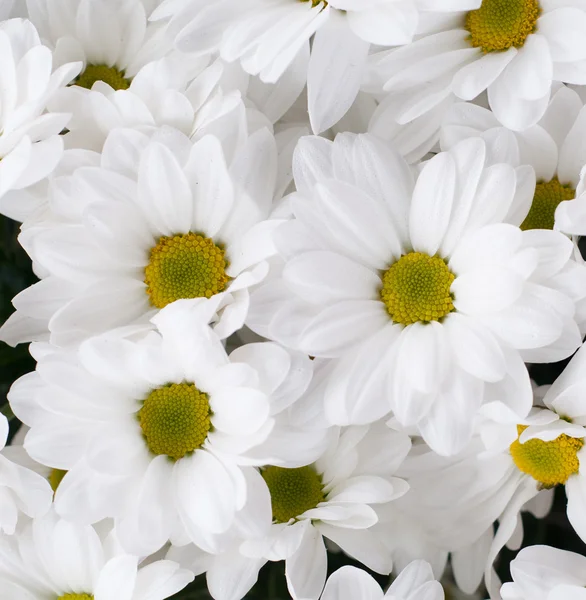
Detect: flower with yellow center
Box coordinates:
(144, 233, 230, 309)
(466, 0, 541, 53)
(138, 383, 211, 460)
(0, 510, 194, 600)
(510, 425, 584, 488)
(74, 64, 130, 90)
(380, 252, 455, 326)
(520, 178, 575, 231)
(262, 466, 325, 523)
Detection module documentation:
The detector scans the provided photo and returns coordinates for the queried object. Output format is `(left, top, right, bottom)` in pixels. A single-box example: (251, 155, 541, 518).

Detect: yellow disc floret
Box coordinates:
(138, 383, 211, 461)
(74, 64, 130, 90)
(380, 252, 455, 326)
(49, 469, 67, 493)
(144, 233, 229, 309)
(510, 425, 584, 488)
(466, 0, 541, 53)
(520, 178, 576, 231)
(261, 466, 325, 523)
(57, 595, 94, 600)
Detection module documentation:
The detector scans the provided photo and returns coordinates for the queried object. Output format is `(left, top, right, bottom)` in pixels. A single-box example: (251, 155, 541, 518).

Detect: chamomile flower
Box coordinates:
(235, 424, 411, 600)
(469, 346, 586, 596)
(441, 85, 586, 232)
(153, 0, 481, 134)
(1, 125, 281, 347)
(0, 18, 81, 206)
(26, 0, 175, 92)
(321, 561, 443, 600)
(0, 413, 53, 534)
(0, 508, 194, 600)
(248, 133, 583, 455)
(371, 0, 586, 132)
(8, 298, 316, 556)
(501, 545, 586, 600)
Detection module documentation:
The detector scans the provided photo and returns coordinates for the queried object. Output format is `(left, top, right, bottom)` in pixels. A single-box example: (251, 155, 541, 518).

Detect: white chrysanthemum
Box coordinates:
(230, 424, 411, 600)
(477, 344, 586, 575)
(249, 133, 583, 455)
(0, 413, 52, 534)
(501, 545, 586, 600)
(48, 50, 309, 155)
(0, 18, 81, 205)
(1, 125, 281, 347)
(26, 0, 175, 91)
(371, 0, 586, 132)
(374, 430, 553, 596)
(321, 561, 443, 600)
(153, 0, 481, 134)
(8, 299, 320, 556)
(442, 85, 586, 232)
(0, 508, 194, 600)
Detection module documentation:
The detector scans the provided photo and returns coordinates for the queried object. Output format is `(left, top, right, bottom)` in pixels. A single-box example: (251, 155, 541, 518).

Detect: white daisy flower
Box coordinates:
(0, 18, 81, 205)
(501, 544, 586, 600)
(466, 346, 586, 596)
(371, 0, 586, 132)
(441, 85, 586, 232)
(321, 561, 443, 600)
(152, 0, 481, 134)
(8, 298, 318, 556)
(248, 133, 583, 455)
(0, 508, 194, 600)
(235, 423, 411, 600)
(0, 413, 53, 534)
(1, 125, 281, 347)
(26, 0, 175, 92)
(379, 431, 555, 596)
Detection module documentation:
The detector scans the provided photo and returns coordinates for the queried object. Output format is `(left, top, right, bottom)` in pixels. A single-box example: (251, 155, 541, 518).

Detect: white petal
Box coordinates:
(137, 141, 193, 235)
(308, 19, 369, 134)
(94, 556, 138, 600)
(321, 566, 382, 600)
(410, 151, 456, 256)
(175, 450, 238, 536)
(285, 526, 327, 600)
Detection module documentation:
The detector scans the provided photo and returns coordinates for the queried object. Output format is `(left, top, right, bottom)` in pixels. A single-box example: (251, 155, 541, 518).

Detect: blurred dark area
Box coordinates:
(0, 214, 585, 598)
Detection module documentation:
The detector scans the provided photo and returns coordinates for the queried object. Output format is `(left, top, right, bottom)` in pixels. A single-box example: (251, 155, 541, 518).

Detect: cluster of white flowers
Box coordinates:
(1, 0, 586, 598)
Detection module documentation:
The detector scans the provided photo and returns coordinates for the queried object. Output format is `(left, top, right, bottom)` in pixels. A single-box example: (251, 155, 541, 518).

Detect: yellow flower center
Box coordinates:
(380, 252, 455, 326)
(510, 425, 584, 488)
(57, 595, 94, 600)
(74, 64, 130, 90)
(144, 233, 229, 309)
(300, 0, 326, 7)
(520, 178, 576, 231)
(138, 383, 211, 461)
(466, 0, 541, 53)
(49, 469, 67, 493)
(261, 466, 325, 523)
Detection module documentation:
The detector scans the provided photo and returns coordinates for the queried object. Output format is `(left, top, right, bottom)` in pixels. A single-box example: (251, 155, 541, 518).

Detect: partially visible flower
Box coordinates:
(441, 85, 586, 232)
(0, 18, 81, 210)
(371, 0, 586, 132)
(236, 423, 411, 600)
(501, 545, 586, 600)
(320, 560, 443, 600)
(1, 125, 281, 347)
(152, 0, 481, 134)
(0, 413, 52, 534)
(0, 508, 194, 599)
